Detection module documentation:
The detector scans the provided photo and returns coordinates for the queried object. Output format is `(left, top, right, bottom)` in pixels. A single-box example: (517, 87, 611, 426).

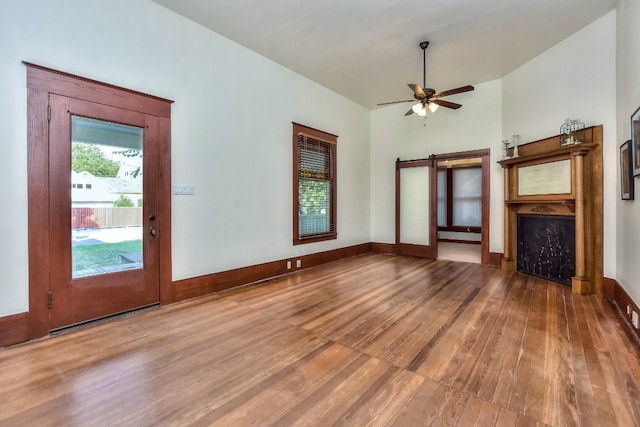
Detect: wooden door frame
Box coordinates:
(395, 149, 490, 264)
(25, 63, 174, 339)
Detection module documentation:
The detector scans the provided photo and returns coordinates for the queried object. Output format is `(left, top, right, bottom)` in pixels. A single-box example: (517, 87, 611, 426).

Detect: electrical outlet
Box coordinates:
(628, 305, 632, 315)
(296, 260, 301, 268)
(632, 311, 639, 329)
(286, 261, 291, 270)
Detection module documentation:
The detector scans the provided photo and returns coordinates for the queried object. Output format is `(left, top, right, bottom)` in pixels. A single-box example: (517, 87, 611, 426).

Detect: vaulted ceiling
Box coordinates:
(151, 0, 617, 110)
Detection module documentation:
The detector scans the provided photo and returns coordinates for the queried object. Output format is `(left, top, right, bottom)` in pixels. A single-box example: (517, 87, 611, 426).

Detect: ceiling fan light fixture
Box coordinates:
(412, 102, 427, 116)
(376, 41, 474, 119)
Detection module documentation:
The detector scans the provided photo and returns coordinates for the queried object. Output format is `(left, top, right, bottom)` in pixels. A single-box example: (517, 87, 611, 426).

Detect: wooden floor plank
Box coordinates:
(331, 368, 424, 426)
(193, 342, 359, 425)
(391, 377, 462, 426)
(2, 253, 640, 426)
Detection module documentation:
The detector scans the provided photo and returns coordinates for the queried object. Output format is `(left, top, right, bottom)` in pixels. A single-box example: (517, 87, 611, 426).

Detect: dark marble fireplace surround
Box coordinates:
(517, 214, 575, 286)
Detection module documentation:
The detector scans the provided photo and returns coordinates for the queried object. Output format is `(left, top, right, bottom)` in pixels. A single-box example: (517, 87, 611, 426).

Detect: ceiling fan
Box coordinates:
(377, 41, 474, 117)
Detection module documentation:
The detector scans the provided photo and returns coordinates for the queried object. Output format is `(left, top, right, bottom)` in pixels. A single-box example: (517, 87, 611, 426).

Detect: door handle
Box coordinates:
(149, 226, 157, 241)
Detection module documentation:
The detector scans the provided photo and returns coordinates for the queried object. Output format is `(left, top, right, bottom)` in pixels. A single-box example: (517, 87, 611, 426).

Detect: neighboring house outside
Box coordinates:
(71, 170, 115, 208)
(72, 167, 142, 208)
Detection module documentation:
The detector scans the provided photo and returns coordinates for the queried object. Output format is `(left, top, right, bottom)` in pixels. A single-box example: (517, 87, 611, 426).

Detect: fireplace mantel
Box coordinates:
(498, 126, 603, 295)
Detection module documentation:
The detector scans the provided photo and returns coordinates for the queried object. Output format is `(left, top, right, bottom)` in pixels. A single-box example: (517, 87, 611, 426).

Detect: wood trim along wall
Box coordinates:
(371, 242, 397, 255)
(172, 243, 372, 302)
(607, 277, 640, 348)
(488, 252, 503, 268)
(481, 154, 491, 265)
(0, 313, 29, 348)
(23, 62, 172, 118)
(158, 116, 173, 305)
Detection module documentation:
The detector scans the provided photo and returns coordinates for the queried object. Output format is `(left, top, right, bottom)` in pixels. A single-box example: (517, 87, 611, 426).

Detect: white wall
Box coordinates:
(0, 1, 626, 320)
(501, 11, 617, 278)
(0, 0, 371, 317)
(616, 0, 640, 306)
(370, 79, 503, 250)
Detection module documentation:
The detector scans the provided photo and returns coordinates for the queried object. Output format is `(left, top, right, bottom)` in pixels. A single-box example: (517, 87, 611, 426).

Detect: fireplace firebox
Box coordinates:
(517, 214, 575, 286)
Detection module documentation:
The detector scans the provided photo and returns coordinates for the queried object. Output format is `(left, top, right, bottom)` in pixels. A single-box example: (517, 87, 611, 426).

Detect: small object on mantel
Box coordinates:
(512, 134, 520, 158)
(560, 118, 585, 146)
(502, 139, 511, 159)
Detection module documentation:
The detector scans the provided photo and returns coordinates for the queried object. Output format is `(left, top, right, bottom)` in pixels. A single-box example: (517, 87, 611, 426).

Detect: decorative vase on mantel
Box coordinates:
(511, 134, 520, 158)
(560, 118, 585, 146)
(502, 139, 510, 159)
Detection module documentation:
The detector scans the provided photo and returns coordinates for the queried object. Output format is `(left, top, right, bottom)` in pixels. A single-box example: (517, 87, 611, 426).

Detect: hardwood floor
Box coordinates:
(1, 253, 639, 426)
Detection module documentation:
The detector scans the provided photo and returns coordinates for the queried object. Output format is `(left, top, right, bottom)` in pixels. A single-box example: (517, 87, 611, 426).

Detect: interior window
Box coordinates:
(437, 166, 482, 233)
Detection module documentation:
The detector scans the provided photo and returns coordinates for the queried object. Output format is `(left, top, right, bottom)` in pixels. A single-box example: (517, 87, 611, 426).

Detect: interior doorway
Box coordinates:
(395, 149, 490, 264)
(26, 63, 174, 338)
(436, 155, 484, 264)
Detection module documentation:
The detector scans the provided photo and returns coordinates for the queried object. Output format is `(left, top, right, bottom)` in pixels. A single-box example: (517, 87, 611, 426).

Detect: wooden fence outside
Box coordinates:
(72, 207, 142, 229)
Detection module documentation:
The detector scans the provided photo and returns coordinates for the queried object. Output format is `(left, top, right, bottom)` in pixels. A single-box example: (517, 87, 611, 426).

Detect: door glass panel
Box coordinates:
(400, 167, 430, 245)
(71, 116, 143, 278)
(437, 169, 447, 227)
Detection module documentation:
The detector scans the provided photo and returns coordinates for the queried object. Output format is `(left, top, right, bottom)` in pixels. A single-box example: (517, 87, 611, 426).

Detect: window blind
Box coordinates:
(297, 134, 336, 238)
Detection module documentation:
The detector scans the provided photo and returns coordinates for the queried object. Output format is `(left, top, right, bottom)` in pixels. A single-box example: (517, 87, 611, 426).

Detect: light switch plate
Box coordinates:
(173, 184, 195, 195)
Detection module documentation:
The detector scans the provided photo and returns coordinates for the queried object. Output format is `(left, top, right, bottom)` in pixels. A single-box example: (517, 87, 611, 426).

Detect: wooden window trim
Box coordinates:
(292, 122, 337, 245)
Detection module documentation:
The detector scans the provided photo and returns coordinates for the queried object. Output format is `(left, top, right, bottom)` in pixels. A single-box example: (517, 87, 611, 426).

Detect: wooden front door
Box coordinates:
(26, 63, 173, 339)
(47, 95, 161, 329)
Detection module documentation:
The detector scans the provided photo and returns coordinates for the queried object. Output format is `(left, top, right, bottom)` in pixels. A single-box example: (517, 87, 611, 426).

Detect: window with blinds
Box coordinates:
(292, 123, 337, 244)
(437, 166, 482, 231)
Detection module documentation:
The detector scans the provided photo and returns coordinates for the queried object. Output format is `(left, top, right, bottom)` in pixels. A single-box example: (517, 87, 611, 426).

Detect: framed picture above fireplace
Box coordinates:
(632, 105, 640, 176)
(621, 139, 634, 200)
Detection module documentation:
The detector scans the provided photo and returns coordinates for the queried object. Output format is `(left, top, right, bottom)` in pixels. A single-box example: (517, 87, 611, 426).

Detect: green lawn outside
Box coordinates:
(72, 240, 142, 271)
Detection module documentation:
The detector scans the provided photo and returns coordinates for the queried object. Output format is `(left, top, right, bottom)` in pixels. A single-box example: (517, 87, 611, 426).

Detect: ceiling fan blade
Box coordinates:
(407, 83, 427, 99)
(432, 99, 462, 110)
(432, 85, 474, 99)
(377, 99, 415, 106)
(404, 107, 414, 116)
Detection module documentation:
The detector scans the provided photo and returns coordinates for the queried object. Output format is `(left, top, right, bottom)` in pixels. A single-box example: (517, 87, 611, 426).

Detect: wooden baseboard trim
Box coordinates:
(0, 312, 29, 347)
(371, 242, 397, 255)
(606, 277, 640, 347)
(371, 243, 503, 268)
(488, 252, 503, 268)
(173, 243, 372, 302)
(438, 239, 481, 245)
(603, 277, 616, 300)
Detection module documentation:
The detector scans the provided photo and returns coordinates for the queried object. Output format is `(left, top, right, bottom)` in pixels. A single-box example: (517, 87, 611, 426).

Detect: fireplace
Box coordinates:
(517, 214, 575, 286)
(499, 126, 603, 294)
